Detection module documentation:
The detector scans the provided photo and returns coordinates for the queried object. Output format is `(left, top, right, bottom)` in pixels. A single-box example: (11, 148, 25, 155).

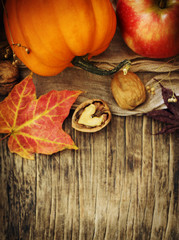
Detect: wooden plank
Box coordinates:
(0, 1, 178, 239)
(0, 114, 178, 240)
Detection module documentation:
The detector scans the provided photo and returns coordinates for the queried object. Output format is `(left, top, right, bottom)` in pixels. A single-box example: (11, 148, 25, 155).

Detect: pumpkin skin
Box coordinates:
(4, 0, 117, 76)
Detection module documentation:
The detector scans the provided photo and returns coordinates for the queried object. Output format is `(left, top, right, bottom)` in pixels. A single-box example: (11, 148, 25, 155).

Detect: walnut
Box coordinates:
(111, 71, 147, 110)
(0, 61, 19, 95)
(72, 99, 112, 132)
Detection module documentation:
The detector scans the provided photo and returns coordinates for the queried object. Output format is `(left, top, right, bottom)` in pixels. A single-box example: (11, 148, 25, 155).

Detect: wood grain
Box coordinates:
(0, 1, 178, 239)
(0, 113, 178, 240)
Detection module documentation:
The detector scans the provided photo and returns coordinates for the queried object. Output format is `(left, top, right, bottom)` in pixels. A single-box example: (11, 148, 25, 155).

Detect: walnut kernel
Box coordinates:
(72, 99, 111, 132)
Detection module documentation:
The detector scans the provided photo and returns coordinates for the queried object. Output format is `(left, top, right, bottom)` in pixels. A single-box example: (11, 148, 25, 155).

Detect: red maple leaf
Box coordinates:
(0, 74, 82, 159)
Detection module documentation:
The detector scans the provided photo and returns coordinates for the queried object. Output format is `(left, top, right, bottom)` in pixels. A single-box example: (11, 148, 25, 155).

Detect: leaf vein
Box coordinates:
(12, 80, 30, 129)
(12, 134, 32, 157)
(15, 92, 79, 132)
(18, 132, 71, 147)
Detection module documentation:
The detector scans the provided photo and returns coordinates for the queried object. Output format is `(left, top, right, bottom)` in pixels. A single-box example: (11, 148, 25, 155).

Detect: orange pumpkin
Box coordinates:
(3, 0, 126, 76)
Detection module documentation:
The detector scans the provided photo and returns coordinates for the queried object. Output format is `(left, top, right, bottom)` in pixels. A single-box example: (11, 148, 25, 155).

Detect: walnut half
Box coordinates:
(72, 99, 112, 133)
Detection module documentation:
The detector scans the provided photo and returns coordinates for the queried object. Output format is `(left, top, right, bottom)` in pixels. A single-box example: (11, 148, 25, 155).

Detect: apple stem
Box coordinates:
(158, 0, 167, 9)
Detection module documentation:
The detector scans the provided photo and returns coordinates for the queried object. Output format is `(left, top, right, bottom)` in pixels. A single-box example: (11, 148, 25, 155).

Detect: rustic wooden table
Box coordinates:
(0, 98, 179, 240)
(0, 1, 179, 239)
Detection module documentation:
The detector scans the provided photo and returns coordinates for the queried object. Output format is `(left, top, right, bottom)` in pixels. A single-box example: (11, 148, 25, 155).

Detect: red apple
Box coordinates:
(116, 0, 179, 58)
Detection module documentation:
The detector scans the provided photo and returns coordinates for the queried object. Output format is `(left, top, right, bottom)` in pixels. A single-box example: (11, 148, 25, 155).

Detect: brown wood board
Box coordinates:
(0, 0, 179, 239)
(0, 114, 179, 239)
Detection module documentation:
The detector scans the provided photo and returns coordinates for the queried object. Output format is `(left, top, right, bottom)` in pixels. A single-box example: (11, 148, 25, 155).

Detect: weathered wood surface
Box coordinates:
(0, 113, 179, 240)
(0, 0, 179, 239)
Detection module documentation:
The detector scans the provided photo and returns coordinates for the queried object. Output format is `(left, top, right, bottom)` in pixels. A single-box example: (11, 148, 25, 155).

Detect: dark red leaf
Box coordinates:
(147, 83, 179, 134)
(160, 83, 179, 117)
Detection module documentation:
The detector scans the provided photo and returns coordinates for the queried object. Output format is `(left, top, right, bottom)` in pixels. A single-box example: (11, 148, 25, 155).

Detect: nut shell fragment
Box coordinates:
(72, 99, 112, 133)
(0, 61, 19, 95)
(111, 71, 146, 110)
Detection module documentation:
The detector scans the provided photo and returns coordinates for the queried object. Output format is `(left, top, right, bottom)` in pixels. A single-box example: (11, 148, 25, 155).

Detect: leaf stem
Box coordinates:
(71, 56, 131, 76)
(0, 133, 11, 141)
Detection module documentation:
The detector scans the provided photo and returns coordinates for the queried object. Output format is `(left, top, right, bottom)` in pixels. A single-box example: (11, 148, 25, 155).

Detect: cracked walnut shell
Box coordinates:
(111, 71, 146, 110)
(0, 61, 19, 95)
(72, 99, 111, 133)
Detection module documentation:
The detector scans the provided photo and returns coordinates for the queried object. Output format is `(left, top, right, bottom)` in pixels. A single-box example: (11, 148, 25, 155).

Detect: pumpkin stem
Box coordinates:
(71, 56, 131, 76)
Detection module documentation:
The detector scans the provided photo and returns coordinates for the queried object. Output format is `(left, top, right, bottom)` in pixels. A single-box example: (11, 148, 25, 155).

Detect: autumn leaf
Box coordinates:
(0, 74, 82, 160)
(146, 83, 179, 134)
